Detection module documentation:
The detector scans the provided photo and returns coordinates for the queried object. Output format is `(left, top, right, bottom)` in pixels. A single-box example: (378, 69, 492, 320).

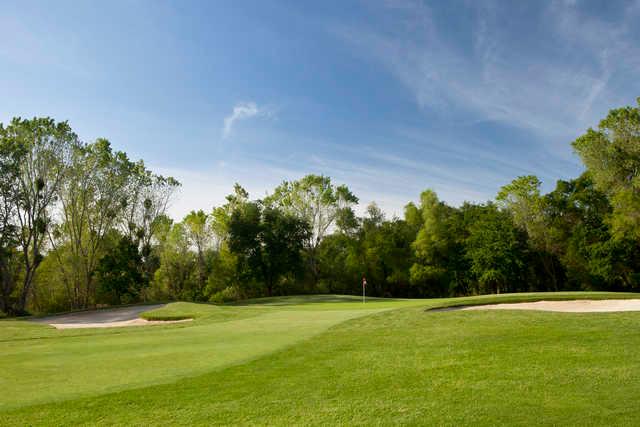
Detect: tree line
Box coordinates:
(1, 98, 639, 314)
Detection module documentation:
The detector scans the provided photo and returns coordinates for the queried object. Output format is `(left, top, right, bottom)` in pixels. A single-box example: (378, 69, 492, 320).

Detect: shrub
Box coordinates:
(209, 286, 243, 304)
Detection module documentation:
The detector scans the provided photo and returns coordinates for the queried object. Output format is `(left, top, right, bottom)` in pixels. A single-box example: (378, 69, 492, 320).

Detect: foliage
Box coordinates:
(409, 190, 458, 296)
(0, 117, 77, 314)
(203, 245, 240, 299)
(228, 202, 311, 296)
(265, 174, 358, 283)
(466, 205, 526, 294)
(95, 237, 145, 305)
(572, 98, 640, 239)
(151, 222, 199, 301)
(208, 285, 244, 304)
(3, 98, 640, 314)
(183, 210, 214, 291)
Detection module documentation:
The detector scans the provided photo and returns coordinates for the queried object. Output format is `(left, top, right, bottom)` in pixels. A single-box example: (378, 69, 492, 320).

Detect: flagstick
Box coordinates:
(362, 277, 367, 304)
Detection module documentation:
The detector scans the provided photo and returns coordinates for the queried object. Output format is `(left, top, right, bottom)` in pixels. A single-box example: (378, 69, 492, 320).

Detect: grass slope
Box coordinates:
(0, 304, 380, 409)
(2, 292, 640, 425)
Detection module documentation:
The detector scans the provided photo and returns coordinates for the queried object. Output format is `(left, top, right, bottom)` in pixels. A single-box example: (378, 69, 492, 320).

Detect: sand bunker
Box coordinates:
(33, 304, 193, 329)
(47, 318, 193, 329)
(462, 299, 640, 313)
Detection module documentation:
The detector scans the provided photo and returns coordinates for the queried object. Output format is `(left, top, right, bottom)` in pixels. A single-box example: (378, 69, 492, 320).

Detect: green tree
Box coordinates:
(121, 164, 179, 280)
(409, 190, 459, 296)
(0, 117, 76, 314)
(545, 174, 640, 290)
(466, 205, 526, 294)
(211, 183, 250, 242)
(497, 175, 562, 290)
(183, 210, 213, 291)
(572, 98, 640, 239)
(151, 221, 199, 300)
(0, 132, 21, 314)
(204, 244, 241, 300)
(203, 185, 250, 300)
(49, 139, 133, 308)
(497, 176, 544, 234)
(265, 175, 358, 283)
(362, 219, 414, 297)
(95, 237, 145, 305)
(317, 233, 360, 294)
(228, 203, 310, 296)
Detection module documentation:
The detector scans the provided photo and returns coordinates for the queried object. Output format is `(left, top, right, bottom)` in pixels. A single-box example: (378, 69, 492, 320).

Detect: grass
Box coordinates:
(2, 292, 640, 425)
(139, 301, 264, 321)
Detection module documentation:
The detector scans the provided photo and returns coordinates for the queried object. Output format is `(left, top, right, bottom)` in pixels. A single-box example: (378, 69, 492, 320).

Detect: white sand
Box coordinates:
(462, 299, 640, 313)
(48, 318, 193, 329)
(32, 304, 193, 329)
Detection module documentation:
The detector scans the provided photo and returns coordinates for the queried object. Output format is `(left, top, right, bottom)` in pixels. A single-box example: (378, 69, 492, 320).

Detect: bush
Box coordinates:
(208, 286, 244, 304)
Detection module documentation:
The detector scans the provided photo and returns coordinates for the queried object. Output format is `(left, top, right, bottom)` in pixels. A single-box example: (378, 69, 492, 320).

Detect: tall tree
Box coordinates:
(113, 164, 180, 293)
(183, 210, 213, 291)
(265, 175, 357, 283)
(0, 134, 21, 313)
(0, 118, 75, 313)
(49, 139, 132, 308)
(152, 221, 199, 300)
(497, 175, 562, 289)
(228, 203, 310, 296)
(358, 205, 414, 297)
(545, 174, 640, 290)
(211, 183, 249, 246)
(497, 176, 544, 233)
(121, 163, 180, 258)
(573, 98, 640, 239)
(466, 205, 526, 294)
(409, 190, 457, 296)
(95, 236, 144, 305)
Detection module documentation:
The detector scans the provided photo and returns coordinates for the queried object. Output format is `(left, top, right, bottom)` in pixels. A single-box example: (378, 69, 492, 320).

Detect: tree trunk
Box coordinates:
(541, 253, 558, 291)
(0, 256, 12, 314)
(17, 267, 35, 314)
(266, 276, 273, 297)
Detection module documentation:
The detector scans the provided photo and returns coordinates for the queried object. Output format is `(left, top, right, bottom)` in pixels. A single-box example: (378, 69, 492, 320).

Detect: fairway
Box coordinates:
(2, 292, 640, 425)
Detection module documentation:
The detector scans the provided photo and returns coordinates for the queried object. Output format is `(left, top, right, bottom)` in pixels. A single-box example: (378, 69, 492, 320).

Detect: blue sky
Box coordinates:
(1, 0, 639, 219)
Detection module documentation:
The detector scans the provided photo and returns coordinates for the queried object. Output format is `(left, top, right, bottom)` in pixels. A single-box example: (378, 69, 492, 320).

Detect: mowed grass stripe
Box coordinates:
(0, 307, 382, 410)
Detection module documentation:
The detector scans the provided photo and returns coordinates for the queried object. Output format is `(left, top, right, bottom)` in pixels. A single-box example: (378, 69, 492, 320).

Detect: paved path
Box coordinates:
(32, 304, 166, 328)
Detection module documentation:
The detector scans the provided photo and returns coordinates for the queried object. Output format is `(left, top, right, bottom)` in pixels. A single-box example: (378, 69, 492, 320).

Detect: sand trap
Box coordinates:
(32, 304, 193, 329)
(48, 318, 193, 329)
(461, 299, 640, 313)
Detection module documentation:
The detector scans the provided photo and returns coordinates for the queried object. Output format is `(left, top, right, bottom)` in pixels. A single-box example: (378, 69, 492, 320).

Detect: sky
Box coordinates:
(1, 0, 639, 219)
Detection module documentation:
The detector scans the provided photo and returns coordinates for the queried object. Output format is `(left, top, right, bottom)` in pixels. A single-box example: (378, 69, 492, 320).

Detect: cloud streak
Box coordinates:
(332, 1, 640, 147)
(222, 101, 268, 138)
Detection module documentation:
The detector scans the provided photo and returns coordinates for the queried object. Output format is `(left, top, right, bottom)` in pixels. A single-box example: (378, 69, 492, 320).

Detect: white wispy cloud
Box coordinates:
(332, 1, 640, 148)
(222, 101, 269, 138)
(154, 1, 640, 220)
